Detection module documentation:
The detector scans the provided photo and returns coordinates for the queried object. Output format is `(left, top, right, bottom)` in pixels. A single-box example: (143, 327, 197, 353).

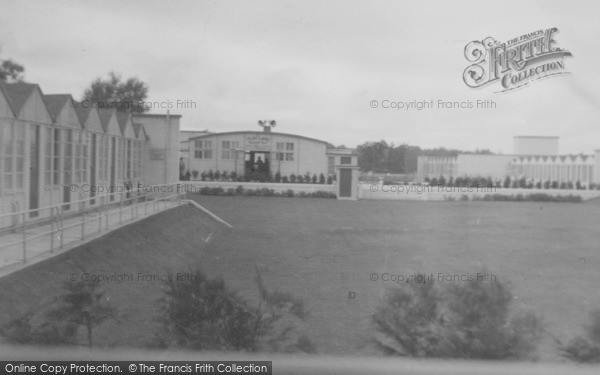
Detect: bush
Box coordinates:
(327, 175, 333, 184)
(207, 170, 215, 181)
(373, 275, 543, 360)
(319, 173, 326, 184)
(297, 175, 304, 183)
(312, 174, 318, 184)
(1, 280, 117, 347)
(290, 174, 297, 183)
(282, 175, 289, 183)
(275, 172, 281, 183)
(192, 170, 199, 180)
(156, 268, 312, 353)
(561, 309, 600, 363)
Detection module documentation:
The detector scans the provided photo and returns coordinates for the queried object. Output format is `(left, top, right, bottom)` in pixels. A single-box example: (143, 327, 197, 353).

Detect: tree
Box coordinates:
(0, 58, 25, 83)
(82, 72, 149, 113)
(1, 280, 117, 347)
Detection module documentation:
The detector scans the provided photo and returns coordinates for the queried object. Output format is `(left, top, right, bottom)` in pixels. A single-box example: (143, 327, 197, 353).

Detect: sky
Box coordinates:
(1, 0, 599, 154)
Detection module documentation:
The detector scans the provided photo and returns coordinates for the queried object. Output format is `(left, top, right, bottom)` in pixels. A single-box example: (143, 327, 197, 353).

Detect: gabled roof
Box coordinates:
(115, 111, 130, 135)
(0, 83, 17, 117)
(74, 104, 92, 124)
(132, 122, 143, 138)
(0, 82, 37, 115)
(43, 94, 73, 123)
(97, 108, 114, 132)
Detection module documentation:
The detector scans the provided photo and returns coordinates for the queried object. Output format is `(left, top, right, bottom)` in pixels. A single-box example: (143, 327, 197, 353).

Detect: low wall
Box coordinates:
(358, 183, 600, 201)
(182, 181, 336, 194)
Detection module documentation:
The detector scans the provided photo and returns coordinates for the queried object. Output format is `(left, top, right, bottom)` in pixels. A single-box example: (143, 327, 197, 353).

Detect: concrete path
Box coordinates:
(0, 198, 184, 278)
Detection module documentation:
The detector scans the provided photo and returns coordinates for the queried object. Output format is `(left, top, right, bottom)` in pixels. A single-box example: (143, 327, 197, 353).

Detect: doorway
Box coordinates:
(245, 151, 270, 181)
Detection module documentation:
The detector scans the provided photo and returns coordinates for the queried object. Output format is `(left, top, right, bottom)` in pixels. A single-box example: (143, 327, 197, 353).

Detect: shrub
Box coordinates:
(207, 170, 215, 181)
(235, 185, 244, 195)
(192, 170, 199, 180)
(156, 268, 312, 353)
(561, 310, 600, 363)
(373, 275, 543, 360)
(1, 280, 117, 347)
(327, 175, 333, 184)
(275, 172, 281, 183)
(297, 175, 304, 183)
(200, 171, 207, 181)
(214, 170, 222, 181)
(284, 189, 294, 198)
(290, 174, 297, 183)
(282, 175, 289, 183)
(312, 174, 318, 184)
(319, 173, 326, 184)
(304, 172, 311, 183)
(503, 176, 511, 188)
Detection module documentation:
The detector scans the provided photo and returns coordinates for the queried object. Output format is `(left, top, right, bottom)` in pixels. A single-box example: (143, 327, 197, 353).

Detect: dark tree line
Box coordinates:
(356, 140, 493, 174)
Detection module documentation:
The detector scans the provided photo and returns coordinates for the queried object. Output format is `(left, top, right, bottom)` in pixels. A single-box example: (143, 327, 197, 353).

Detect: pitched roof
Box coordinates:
(74, 103, 93, 125)
(43, 94, 72, 122)
(97, 108, 114, 132)
(0, 82, 38, 115)
(132, 122, 142, 138)
(115, 111, 130, 135)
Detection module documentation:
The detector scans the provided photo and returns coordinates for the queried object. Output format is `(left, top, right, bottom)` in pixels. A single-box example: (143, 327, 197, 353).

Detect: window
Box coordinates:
(82, 132, 88, 182)
(74, 130, 82, 183)
(2, 124, 13, 190)
(221, 140, 240, 159)
(44, 128, 53, 186)
(132, 140, 143, 180)
(275, 142, 294, 161)
(127, 139, 132, 180)
(63, 129, 73, 185)
(341, 156, 352, 164)
(15, 125, 25, 189)
(194, 139, 213, 159)
(53, 129, 61, 185)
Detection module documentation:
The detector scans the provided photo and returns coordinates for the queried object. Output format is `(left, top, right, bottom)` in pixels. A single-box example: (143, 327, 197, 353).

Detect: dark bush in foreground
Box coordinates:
(156, 268, 313, 353)
(373, 275, 543, 360)
(561, 310, 600, 363)
(1, 280, 117, 347)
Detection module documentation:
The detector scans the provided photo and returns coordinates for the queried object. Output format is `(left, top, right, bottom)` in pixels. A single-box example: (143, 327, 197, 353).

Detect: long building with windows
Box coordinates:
(417, 136, 600, 187)
(0, 82, 180, 225)
(181, 124, 341, 181)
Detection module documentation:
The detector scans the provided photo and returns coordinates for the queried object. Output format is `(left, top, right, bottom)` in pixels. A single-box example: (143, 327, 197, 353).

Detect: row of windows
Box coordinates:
(193, 140, 296, 161)
(2, 123, 25, 190)
(0, 122, 144, 194)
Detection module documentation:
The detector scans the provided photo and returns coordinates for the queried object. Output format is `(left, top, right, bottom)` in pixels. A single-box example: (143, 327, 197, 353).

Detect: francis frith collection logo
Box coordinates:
(463, 28, 572, 92)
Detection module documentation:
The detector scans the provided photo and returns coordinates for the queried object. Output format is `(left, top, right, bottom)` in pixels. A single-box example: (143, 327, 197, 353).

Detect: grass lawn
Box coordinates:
(0, 195, 599, 361)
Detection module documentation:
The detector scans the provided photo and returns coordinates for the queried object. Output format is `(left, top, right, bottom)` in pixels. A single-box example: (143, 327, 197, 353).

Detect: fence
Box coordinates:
(0, 183, 186, 269)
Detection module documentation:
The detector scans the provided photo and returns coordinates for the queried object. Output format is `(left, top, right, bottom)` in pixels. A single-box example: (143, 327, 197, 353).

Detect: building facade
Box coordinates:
(417, 137, 599, 187)
(0, 82, 180, 225)
(182, 126, 334, 180)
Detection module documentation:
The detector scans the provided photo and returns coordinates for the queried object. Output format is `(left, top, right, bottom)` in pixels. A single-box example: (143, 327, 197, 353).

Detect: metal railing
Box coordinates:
(0, 183, 186, 267)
